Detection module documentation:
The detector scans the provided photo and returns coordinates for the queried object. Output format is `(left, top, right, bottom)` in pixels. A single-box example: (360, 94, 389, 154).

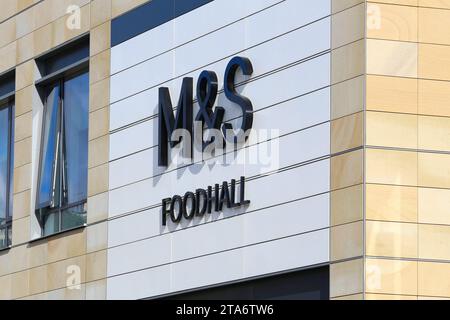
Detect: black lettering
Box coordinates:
(170, 195, 183, 223)
(183, 192, 196, 220)
(222, 57, 254, 143)
(158, 78, 193, 167)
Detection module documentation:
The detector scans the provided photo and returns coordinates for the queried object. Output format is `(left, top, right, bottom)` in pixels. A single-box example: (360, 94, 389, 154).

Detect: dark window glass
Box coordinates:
(38, 38, 89, 77)
(164, 266, 330, 300)
(0, 101, 14, 249)
(63, 72, 89, 204)
(37, 71, 88, 237)
(37, 84, 60, 208)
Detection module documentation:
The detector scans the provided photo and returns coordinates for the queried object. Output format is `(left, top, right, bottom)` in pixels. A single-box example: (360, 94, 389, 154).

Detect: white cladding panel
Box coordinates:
(107, 0, 332, 299)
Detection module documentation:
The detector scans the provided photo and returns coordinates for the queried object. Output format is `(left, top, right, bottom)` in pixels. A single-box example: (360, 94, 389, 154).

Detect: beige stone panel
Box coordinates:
(332, 40, 365, 84)
(419, 79, 450, 117)
(366, 184, 418, 223)
(112, 0, 150, 18)
(418, 152, 450, 188)
(419, 44, 450, 81)
(331, 184, 363, 226)
(29, 264, 48, 296)
(91, 0, 112, 28)
(15, 85, 34, 117)
(89, 106, 109, 141)
(0, 17, 17, 49)
(63, 285, 87, 300)
(52, 4, 90, 49)
(13, 190, 31, 221)
(419, 296, 450, 300)
(33, 23, 53, 57)
(366, 221, 418, 258)
(87, 192, 109, 223)
(28, 241, 49, 270)
(17, 0, 34, 12)
(47, 229, 86, 263)
(331, 149, 364, 190)
(0, 251, 12, 277)
(33, 0, 53, 30)
(331, 112, 364, 154)
(9, 244, 29, 273)
(47, 255, 86, 292)
(330, 259, 364, 298)
(88, 135, 109, 169)
(86, 250, 107, 282)
(331, 75, 365, 120)
(11, 269, 30, 299)
(418, 187, 450, 225)
(419, 0, 450, 9)
(0, 274, 12, 300)
(332, 0, 365, 14)
(90, 49, 110, 84)
(13, 163, 31, 194)
(373, 0, 417, 5)
(86, 222, 108, 253)
(419, 262, 450, 297)
(366, 149, 418, 186)
(332, 3, 365, 49)
(16, 60, 36, 92)
(331, 221, 363, 261)
(12, 216, 31, 246)
(89, 77, 110, 112)
(91, 22, 111, 57)
(418, 116, 450, 152)
(0, 42, 16, 74)
(365, 294, 417, 300)
(332, 294, 364, 300)
(86, 279, 106, 300)
(366, 112, 418, 149)
(0, 0, 18, 22)
(419, 7, 450, 45)
(366, 258, 417, 295)
(367, 75, 418, 114)
(88, 163, 109, 197)
(16, 32, 34, 64)
(14, 111, 32, 142)
(367, 3, 418, 42)
(367, 39, 418, 78)
(14, 137, 32, 169)
(15, 4, 35, 39)
(419, 224, 450, 261)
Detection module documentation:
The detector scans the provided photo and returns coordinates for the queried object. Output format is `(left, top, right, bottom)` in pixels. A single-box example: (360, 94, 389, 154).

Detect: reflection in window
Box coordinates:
(36, 71, 88, 236)
(0, 102, 14, 249)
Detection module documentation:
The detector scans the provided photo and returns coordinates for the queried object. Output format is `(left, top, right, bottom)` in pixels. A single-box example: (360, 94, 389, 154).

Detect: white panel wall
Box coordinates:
(107, 0, 332, 299)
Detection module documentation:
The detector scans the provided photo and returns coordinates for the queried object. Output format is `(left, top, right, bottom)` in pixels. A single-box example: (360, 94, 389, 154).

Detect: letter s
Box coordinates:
(222, 57, 254, 144)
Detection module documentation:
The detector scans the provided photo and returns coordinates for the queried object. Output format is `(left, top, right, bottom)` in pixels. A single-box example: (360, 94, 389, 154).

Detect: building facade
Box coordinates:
(0, 0, 449, 300)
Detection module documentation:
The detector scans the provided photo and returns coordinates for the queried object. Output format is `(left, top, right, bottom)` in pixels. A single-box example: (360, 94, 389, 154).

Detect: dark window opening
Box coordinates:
(0, 70, 15, 249)
(160, 266, 330, 300)
(36, 38, 89, 237)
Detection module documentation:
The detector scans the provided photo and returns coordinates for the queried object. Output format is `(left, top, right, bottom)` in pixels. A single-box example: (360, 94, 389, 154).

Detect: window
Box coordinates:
(36, 36, 89, 237)
(0, 70, 15, 249)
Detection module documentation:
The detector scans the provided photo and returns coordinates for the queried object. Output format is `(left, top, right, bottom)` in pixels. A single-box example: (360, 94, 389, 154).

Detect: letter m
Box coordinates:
(158, 78, 193, 167)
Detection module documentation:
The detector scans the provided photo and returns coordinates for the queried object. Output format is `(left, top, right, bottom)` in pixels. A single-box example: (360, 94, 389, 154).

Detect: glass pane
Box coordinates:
(8, 105, 14, 219)
(63, 72, 88, 205)
(0, 107, 9, 223)
(7, 225, 11, 247)
(0, 227, 6, 248)
(37, 85, 60, 208)
(43, 211, 59, 236)
(61, 203, 86, 231)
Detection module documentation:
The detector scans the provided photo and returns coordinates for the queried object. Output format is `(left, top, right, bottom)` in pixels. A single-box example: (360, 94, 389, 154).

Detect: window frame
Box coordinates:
(36, 68, 89, 237)
(0, 96, 15, 249)
(35, 35, 90, 237)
